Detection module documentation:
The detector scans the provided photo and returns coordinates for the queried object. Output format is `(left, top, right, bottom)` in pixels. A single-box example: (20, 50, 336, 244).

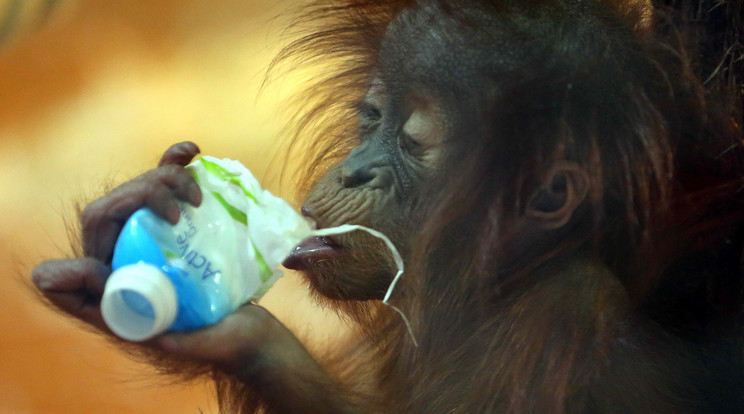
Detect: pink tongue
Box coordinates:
(282, 236, 338, 270)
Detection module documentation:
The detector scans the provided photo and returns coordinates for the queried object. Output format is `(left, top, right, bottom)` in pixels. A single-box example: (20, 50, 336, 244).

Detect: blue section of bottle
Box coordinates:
(111, 208, 230, 331)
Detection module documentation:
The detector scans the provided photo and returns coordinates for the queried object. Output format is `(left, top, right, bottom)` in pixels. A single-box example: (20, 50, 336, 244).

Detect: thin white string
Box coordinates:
(312, 225, 419, 347)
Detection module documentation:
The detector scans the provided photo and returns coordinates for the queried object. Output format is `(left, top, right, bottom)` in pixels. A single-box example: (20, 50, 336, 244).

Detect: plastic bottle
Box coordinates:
(101, 156, 407, 343)
(101, 156, 313, 341)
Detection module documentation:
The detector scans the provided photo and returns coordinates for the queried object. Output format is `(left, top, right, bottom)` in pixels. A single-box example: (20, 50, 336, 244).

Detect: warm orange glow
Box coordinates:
(0, 1, 342, 412)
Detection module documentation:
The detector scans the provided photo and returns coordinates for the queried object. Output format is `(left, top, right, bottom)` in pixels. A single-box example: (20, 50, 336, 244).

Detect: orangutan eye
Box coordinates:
(399, 131, 422, 153)
(360, 101, 382, 121)
(358, 100, 382, 134)
(402, 109, 442, 147)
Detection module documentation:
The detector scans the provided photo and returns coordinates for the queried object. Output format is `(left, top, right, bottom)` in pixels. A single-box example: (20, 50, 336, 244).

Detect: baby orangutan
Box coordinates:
(33, 0, 744, 412)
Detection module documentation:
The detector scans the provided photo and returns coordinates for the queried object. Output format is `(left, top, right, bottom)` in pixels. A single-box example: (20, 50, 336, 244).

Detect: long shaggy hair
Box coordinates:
(235, 0, 744, 412)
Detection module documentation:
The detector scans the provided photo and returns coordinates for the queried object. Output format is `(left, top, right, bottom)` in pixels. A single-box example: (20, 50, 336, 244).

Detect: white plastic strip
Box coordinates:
(312, 225, 418, 347)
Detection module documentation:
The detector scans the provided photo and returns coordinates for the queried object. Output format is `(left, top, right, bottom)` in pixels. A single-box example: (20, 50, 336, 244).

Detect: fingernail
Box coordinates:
(189, 142, 200, 155)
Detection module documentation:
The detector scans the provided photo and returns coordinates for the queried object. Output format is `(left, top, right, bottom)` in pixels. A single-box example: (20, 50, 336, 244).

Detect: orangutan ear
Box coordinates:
(526, 161, 589, 230)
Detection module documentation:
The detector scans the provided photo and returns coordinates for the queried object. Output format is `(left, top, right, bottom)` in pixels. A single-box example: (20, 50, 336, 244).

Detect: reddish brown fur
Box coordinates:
(266, 0, 744, 413)
(38, 0, 743, 413)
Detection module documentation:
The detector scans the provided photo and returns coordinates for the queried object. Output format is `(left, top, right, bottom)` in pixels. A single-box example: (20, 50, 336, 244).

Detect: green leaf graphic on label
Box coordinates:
(189, 168, 200, 184)
(195, 159, 273, 286)
(164, 251, 179, 260)
(207, 191, 272, 282)
(253, 247, 273, 283)
(211, 191, 247, 225)
(200, 158, 258, 203)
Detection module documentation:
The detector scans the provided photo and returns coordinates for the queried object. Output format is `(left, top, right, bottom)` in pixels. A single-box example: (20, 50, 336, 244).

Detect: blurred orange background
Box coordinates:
(0, 1, 341, 412)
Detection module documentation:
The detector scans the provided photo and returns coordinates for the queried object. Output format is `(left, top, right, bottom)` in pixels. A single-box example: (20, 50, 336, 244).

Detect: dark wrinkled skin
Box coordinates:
(31, 6, 456, 408)
(33, 142, 287, 368)
(32, 142, 359, 413)
(32, 29, 453, 407)
(31, 0, 743, 412)
(30, 7, 580, 412)
(284, 84, 446, 299)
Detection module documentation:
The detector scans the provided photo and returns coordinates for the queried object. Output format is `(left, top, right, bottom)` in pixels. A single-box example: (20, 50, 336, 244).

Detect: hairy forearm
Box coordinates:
(238, 345, 361, 414)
